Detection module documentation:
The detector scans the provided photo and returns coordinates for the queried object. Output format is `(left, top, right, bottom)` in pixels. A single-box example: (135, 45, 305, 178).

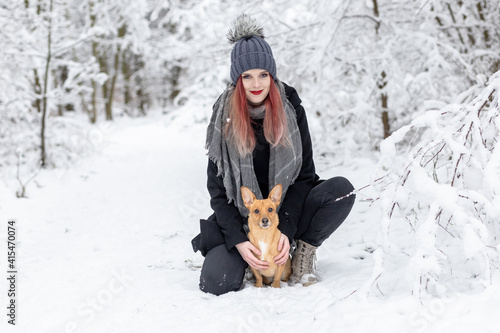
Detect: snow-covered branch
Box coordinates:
(374, 70, 500, 298)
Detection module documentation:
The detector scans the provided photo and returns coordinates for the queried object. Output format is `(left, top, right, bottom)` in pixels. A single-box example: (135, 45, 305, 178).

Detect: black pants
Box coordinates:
(199, 176, 355, 296)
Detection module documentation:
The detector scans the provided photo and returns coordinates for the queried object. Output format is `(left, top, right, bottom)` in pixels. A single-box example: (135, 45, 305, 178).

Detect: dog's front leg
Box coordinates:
(251, 267, 263, 288)
(271, 264, 285, 288)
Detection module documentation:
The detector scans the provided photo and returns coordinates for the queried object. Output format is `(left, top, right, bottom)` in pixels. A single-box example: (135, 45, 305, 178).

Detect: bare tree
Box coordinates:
(40, 0, 54, 167)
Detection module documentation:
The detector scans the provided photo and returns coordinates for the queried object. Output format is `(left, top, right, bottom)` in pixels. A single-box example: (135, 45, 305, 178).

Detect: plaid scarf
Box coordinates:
(205, 79, 302, 217)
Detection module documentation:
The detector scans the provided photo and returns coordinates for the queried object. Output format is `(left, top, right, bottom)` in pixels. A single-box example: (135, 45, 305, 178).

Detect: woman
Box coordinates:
(191, 14, 355, 296)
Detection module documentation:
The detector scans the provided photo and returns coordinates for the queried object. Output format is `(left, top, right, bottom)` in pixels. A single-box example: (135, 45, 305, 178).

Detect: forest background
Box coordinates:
(1, 0, 500, 319)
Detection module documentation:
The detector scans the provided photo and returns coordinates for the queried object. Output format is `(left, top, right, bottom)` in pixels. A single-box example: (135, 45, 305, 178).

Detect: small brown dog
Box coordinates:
(241, 184, 292, 288)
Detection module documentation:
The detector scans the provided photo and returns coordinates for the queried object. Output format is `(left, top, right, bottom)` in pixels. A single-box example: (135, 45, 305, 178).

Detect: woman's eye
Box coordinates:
(261, 73, 268, 78)
(242, 75, 251, 79)
(254, 209, 259, 214)
(268, 207, 273, 213)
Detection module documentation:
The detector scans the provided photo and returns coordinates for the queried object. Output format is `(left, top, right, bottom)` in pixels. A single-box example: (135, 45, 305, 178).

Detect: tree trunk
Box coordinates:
(105, 47, 120, 121)
(381, 92, 390, 139)
(89, 78, 98, 123)
(33, 69, 42, 113)
(40, 0, 53, 167)
(135, 56, 148, 116)
(89, 38, 99, 123)
(446, 3, 466, 47)
(89, 1, 98, 123)
(105, 24, 126, 121)
(372, 0, 390, 139)
(476, 1, 498, 72)
(25, 1, 42, 113)
(377, 71, 390, 139)
(122, 51, 131, 110)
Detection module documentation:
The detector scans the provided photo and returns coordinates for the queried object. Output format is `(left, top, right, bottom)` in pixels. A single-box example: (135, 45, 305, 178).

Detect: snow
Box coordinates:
(1, 109, 499, 333)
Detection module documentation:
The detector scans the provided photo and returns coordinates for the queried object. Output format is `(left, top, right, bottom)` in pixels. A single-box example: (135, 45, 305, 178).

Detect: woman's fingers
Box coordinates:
(238, 241, 268, 270)
(237, 239, 291, 269)
(274, 234, 290, 265)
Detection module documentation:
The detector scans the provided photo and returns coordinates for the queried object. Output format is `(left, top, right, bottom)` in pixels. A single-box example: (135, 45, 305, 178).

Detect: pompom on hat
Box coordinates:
(227, 14, 277, 86)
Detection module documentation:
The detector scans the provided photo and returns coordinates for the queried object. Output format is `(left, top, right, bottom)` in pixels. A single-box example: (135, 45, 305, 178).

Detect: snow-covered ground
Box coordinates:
(1, 111, 499, 333)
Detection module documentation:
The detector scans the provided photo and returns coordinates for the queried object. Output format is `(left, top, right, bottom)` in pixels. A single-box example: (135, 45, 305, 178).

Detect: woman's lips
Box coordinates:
(251, 90, 263, 95)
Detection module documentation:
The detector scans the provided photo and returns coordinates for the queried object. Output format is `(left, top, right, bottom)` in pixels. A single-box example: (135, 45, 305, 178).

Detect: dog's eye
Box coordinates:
(268, 207, 273, 213)
(254, 209, 259, 214)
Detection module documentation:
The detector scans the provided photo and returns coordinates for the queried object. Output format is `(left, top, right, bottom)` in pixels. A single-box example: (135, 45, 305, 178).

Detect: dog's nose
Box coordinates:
(262, 218, 268, 224)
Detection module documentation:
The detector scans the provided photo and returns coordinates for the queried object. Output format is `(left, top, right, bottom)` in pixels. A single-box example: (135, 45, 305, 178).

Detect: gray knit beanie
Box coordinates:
(227, 14, 277, 86)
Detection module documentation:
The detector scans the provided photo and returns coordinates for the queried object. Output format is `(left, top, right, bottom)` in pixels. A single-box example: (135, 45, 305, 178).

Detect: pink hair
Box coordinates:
(226, 76, 289, 156)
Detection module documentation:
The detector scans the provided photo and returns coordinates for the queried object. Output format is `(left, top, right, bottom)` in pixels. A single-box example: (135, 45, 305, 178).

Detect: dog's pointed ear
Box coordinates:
(269, 184, 282, 206)
(241, 186, 255, 208)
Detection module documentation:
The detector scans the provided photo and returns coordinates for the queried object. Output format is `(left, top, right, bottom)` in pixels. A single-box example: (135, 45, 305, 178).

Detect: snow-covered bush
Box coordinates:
(370, 70, 500, 299)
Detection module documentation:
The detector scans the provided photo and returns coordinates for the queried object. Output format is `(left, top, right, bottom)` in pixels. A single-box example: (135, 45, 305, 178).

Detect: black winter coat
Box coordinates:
(191, 83, 319, 256)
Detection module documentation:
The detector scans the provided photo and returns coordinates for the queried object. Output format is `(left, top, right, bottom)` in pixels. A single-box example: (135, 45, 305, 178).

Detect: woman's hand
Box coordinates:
(274, 234, 290, 266)
(235, 241, 269, 270)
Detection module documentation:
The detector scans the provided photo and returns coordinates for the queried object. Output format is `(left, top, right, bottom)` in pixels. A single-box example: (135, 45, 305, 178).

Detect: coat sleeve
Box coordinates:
(207, 159, 249, 251)
(278, 84, 318, 241)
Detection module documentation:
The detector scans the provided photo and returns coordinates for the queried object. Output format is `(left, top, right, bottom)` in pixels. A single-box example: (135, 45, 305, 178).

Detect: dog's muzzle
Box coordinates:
(260, 218, 270, 228)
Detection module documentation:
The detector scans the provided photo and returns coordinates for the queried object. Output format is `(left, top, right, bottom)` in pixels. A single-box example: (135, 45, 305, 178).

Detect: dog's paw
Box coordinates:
(271, 282, 281, 288)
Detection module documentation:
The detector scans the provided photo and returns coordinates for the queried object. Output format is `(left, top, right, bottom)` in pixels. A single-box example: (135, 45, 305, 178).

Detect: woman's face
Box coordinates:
(241, 69, 271, 105)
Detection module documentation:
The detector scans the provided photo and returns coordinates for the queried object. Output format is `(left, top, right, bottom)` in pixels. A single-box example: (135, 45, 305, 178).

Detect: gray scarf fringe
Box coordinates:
(205, 79, 302, 217)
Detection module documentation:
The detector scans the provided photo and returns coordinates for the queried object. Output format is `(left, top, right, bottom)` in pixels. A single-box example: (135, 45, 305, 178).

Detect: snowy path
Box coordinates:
(1, 113, 499, 332)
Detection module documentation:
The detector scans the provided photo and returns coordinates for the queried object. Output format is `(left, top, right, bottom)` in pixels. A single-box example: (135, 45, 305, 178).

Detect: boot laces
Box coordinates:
(296, 243, 316, 275)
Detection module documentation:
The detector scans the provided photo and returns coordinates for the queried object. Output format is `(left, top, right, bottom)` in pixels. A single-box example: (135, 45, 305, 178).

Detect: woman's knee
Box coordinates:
(328, 176, 356, 211)
(199, 244, 247, 296)
(324, 176, 355, 196)
(311, 176, 355, 207)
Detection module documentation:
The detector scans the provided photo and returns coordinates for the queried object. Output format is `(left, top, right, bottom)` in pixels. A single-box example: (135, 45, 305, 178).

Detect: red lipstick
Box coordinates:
(251, 90, 263, 95)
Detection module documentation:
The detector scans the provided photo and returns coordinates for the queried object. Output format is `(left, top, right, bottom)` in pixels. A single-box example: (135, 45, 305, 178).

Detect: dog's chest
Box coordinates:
(258, 240, 267, 260)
